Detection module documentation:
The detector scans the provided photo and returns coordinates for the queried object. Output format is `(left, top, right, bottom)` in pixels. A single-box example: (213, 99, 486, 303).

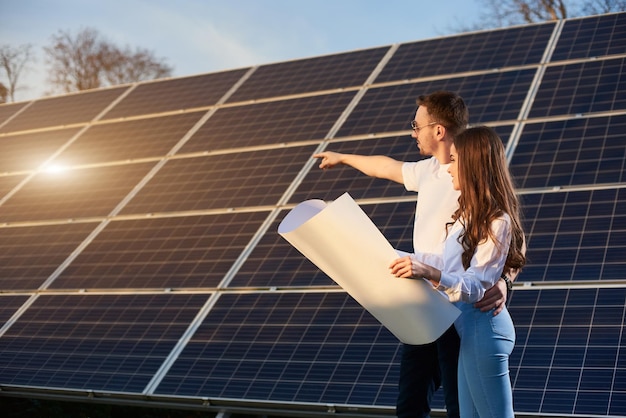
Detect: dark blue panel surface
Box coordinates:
(0, 87, 129, 134)
(377, 23, 554, 83)
(179, 92, 355, 153)
(510, 115, 626, 188)
(51, 212, 269, 289)
(121, 145, 317, 215)
(520, 188, 626, 282)
(529, 58, 626, 118)
(52, 112, 204, 167)
(103, 69, 249, 119)
(0, 293, 208, 393)
(228, 47, 389, 102)
(155, 292, 402, 406)
(552, 13, 626, 61)
(509, 287, 626, 416)
(0, 295, 31, 326)
(0, 222, 97, 291)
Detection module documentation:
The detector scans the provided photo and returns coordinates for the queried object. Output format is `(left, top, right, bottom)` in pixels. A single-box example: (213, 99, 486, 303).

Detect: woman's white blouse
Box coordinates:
(413, 213, 511, 303)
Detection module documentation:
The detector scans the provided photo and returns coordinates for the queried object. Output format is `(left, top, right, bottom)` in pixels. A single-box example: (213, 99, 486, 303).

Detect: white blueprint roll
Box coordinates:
(278, 192, 460, 345)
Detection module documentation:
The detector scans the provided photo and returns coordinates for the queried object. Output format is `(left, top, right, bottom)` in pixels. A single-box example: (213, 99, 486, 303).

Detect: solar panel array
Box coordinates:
(0, 13, 625, 417)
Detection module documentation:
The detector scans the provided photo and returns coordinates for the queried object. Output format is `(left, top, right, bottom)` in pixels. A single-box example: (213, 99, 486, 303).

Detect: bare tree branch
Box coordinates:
(44, 27, 173, 94)
(0, 43, 34, 102)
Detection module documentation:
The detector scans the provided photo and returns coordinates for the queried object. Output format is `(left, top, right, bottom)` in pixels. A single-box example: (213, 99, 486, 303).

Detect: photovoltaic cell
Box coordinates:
(102, 69, 249, 120)
(337, 70, 535, 137)
(0, 296, 31, 327)
(508, 287, 626, 416)
(0, 127, 81, 173)
(178, 92, 356, 153)
(0, 222, 98, 291)
(0, 175, 26, 199)
(51, 112, 205, 167)
(376, 23, 555, 83)
(0, 87, 129, 134)
(510, 115, 626, 189)
(529, 57, 626, 118)
(230, 201, 416, 288)
(0, 101, 29, 127)
(552, 13, 626, 61)
(0, 293, 209, 393)
(227, 47, 390, 103)
(520, 188, 626, 282)
(120, 145, 318, 215)
(50, 212, 270, 290)
(0, 162, 156, 223)
(155, 291, 401, 406)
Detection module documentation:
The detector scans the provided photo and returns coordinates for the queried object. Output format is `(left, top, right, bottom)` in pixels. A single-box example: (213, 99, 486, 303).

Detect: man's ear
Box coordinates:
(436, 124, 446, 140)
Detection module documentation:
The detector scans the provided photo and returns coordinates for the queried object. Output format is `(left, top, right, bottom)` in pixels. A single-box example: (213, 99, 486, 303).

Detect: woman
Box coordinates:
(390, 125, 526, 418)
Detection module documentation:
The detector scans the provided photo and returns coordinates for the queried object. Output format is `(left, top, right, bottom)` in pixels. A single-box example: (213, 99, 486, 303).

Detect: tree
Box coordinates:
(44, 27, 173, 94)
(465, 0, 625, 30)
(0, 43, 34, 102)
(581, 0, 626, 14)
(0, 82, 8, 104)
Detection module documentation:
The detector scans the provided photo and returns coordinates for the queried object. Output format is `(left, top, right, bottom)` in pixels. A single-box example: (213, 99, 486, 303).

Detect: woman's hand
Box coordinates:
(389, 256, 441, 286)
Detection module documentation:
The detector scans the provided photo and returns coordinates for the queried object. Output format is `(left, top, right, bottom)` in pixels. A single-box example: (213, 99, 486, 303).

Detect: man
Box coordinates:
(313, 91, 511, 418)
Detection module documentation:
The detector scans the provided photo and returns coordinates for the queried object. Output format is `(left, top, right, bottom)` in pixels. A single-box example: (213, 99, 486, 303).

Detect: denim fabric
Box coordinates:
(396, 325, 460, 418)
(453, 302, 515, 418)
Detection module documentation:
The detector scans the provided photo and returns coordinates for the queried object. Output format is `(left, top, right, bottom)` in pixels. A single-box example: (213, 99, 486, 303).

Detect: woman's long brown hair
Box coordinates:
(450, 126, 526, 275)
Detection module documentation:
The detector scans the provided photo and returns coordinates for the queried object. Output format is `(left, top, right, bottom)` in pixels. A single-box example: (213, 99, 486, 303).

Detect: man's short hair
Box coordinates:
(417, 91, 469, 137)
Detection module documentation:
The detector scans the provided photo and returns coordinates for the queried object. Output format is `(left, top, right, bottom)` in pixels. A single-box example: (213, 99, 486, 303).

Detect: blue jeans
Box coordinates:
(453, 302, 515, 418)
(396, 325, 460, 418)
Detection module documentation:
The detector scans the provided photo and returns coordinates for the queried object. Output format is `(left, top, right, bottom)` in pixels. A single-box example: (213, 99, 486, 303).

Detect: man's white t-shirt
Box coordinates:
(402, 157, 460, 256)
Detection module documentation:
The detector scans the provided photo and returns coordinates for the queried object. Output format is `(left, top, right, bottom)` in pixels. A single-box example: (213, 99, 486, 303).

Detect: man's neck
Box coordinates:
(433, 145, 452, 165)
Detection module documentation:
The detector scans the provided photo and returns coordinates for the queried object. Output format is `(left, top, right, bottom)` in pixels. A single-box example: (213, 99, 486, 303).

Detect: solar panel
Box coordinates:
(0, 162, 156, 223)
(154, 291, 401, 406)
(529, 57, 626, 118)
(178, 92, 356, 153)
(227, 47, 390, 102)
(0, 101, 29, 127)
(376, 23, 556, 83)
(50, 212, 271, 289)
(511, 115, 626, 188)
(0, 293, 209, 392)
(0, 175, 27, 198)
(120, 146, 319, 215)
(51, 112, 205, 167)
(0, 128, 82, 173)
(0, 12, 625, 418)
(551, 13, 626, 61)
(0, 222, 98, 291)
(508, 287, 626, 416)
(0, 87, 128, 134)
(520, 188, 626, 283)
(0, 296, 31, 327)
(102, 69, 250, 120)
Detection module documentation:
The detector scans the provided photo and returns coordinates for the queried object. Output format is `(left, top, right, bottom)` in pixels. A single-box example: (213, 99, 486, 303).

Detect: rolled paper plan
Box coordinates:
(278, 192, 460, 345)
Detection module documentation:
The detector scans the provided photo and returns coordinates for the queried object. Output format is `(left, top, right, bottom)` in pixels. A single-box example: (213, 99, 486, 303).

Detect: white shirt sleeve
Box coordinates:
(438, 215, 511, 303)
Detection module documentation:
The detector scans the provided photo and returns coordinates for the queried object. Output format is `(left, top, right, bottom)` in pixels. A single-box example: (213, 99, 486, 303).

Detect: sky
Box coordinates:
(1, 0, 484, 101)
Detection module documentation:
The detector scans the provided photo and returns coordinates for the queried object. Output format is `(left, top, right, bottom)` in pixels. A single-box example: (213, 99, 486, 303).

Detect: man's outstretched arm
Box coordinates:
(313, 151, 404, 184)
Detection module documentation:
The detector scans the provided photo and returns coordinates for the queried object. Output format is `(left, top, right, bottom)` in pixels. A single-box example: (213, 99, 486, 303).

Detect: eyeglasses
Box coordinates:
(410, 121, 437, 132)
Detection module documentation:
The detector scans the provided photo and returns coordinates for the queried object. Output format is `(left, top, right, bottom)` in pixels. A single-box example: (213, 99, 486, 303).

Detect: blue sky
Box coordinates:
(1, 0, 483, 101)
